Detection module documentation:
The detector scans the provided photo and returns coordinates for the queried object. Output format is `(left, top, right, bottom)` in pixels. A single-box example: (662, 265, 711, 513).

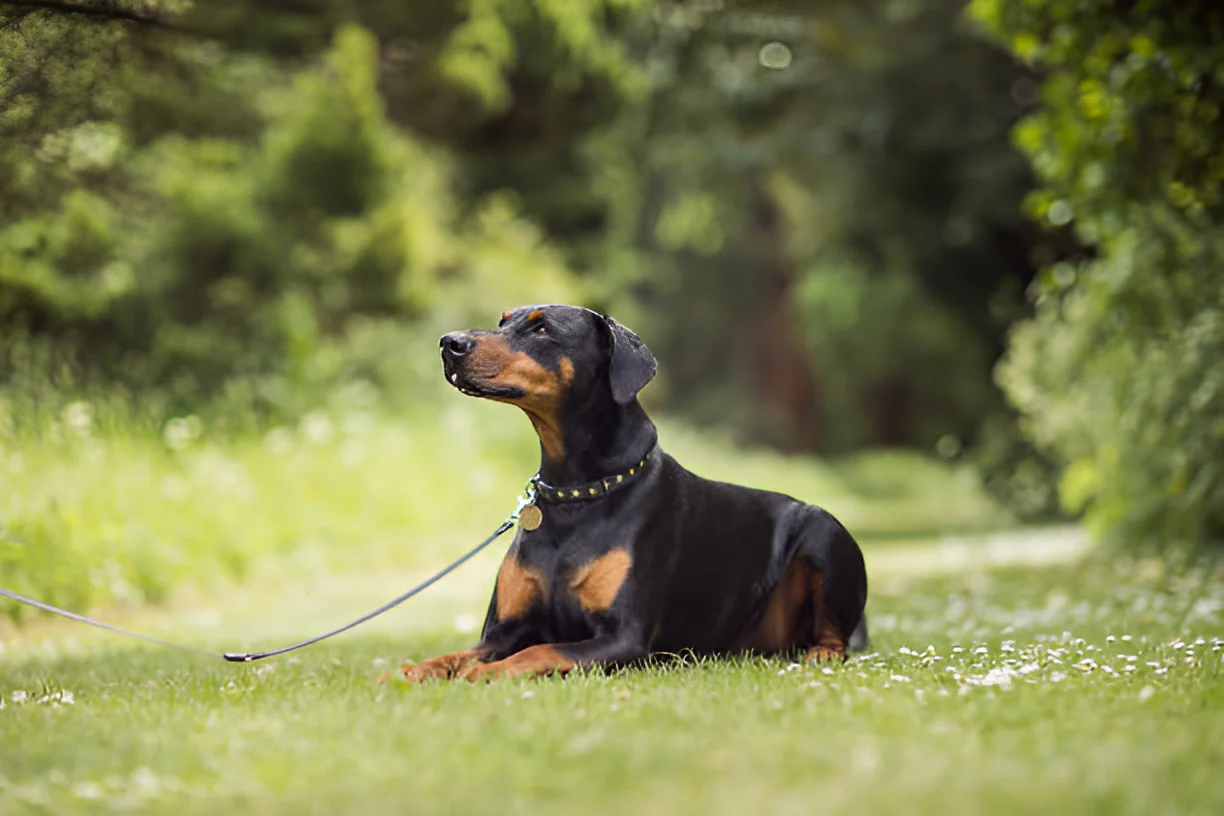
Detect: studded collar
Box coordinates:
(534, 445, 658, 504)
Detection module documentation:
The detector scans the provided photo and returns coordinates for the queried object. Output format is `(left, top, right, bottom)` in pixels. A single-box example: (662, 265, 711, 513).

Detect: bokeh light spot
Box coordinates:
(759, 42, 792, 70)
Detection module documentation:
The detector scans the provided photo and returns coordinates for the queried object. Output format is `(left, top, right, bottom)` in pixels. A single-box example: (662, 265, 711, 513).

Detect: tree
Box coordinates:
(556, 0, 1060, 462)
(0, 1, 618, 414)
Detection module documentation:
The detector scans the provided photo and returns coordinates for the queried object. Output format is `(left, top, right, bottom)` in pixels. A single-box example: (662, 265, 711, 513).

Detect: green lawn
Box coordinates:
(3, 537, 1222, 815)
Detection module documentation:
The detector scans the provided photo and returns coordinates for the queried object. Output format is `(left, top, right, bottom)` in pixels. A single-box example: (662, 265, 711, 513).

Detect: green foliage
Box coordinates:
(436, 0, 648, 111)
(972, 411, 1066, 522)
(971, 0, 1224, 228)
(0, 19, 579, 414)
(791, 250, 994, 453)
(1000, 226, 1224, 550)
(971, 0, 1224, 552)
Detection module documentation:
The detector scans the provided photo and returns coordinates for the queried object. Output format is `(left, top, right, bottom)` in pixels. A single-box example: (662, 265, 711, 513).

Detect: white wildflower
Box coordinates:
(73, 782, 104, 799)
(163, 415, 203, 450)
(301, 412, 334, 445)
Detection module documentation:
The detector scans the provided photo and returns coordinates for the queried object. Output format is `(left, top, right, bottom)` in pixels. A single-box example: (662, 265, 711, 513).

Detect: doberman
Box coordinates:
(400, 304, 868, 683)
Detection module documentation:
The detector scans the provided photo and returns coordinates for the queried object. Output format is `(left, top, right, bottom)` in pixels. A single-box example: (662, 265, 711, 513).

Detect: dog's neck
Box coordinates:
(535, 398, 658, 487)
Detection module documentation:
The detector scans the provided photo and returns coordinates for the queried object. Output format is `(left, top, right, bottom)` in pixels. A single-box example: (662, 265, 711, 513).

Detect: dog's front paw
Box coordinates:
(400, 651, 481, 683)
(461, 662, 502, 683)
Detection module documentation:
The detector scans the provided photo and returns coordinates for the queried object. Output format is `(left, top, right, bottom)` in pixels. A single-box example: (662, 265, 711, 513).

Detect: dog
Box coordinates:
(400, 304, 868, 682)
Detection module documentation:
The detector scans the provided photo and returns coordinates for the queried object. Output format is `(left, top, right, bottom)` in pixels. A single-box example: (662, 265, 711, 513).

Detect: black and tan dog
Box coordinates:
(401, 305, 867, 683)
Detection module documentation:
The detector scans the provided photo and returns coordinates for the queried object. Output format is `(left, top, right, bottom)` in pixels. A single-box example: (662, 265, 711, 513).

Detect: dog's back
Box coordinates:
(645, 453, 869, 657)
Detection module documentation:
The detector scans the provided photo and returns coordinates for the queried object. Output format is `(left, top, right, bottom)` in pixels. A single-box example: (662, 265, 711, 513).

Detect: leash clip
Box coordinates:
(509, 474, 541, 523)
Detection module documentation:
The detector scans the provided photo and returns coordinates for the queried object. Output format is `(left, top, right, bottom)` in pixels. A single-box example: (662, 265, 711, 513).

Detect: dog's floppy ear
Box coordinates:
(601, 315, 657, 404)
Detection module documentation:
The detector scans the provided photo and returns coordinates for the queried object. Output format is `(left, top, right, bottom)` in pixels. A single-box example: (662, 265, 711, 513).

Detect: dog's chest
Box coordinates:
(514, 534, 633, 626)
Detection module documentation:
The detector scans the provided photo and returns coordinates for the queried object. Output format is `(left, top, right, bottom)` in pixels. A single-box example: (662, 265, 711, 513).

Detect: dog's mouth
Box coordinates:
(442, 357, 525, 400)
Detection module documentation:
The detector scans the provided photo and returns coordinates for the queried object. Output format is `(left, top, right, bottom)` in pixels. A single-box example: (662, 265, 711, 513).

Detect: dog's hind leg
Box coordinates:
(796, 508, 868, 663)
(804, 571, 847, 662)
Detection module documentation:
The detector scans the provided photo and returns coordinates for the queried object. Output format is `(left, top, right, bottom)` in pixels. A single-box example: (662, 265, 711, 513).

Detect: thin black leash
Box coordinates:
(0, 479, 538, 663)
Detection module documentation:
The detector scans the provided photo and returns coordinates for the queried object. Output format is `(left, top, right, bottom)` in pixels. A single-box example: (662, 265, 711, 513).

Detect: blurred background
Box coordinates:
(2, 0, 1222, 621)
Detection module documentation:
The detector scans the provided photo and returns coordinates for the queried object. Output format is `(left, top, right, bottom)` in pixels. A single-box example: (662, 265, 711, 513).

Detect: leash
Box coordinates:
(0, 477, 539, 663)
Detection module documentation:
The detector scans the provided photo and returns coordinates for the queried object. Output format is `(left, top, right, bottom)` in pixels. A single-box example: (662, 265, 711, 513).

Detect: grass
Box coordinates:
(4, 398, 1219, 813)
(2, 544, 1222, 815)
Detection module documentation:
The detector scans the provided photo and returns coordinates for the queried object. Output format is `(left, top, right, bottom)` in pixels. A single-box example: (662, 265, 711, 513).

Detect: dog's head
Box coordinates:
(439, 305, 656, 419)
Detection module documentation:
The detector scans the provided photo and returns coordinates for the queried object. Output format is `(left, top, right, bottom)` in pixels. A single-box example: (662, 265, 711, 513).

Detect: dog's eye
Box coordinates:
(533, 325, 549, 336)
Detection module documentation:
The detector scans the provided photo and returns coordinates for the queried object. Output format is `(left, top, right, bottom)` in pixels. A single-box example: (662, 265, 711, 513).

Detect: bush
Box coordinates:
(971, 0, 1224, 553)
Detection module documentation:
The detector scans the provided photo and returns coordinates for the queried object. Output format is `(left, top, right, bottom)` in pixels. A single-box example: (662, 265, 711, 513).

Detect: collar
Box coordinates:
(534, 445, 658, 504)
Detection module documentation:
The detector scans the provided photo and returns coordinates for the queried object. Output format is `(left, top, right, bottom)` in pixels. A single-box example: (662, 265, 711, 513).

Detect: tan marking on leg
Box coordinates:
(740, 558, 809, 654)
(804, 568, 847, 662)
(569, 548, 632, 612)
(495, 554, 546, 621)
(400, 650, 483, 683)
(463, 645, 575, 682)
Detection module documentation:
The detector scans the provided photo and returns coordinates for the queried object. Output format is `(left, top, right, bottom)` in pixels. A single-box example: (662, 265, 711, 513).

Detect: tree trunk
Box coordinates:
(746, 173, 821, 452)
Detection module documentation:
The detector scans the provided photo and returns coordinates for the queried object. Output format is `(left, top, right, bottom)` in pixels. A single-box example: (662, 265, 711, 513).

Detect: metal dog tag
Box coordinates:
(519, 504, 543, 531)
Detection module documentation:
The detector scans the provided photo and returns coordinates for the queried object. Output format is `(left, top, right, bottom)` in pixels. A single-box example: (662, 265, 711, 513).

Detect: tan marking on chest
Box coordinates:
(495, 554, 546, 621)
(568, 548, 632, 612)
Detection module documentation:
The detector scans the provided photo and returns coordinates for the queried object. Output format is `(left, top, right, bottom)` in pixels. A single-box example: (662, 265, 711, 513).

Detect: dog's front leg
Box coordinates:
(400, 649, 488, 682)
(462, 635, 646, 682)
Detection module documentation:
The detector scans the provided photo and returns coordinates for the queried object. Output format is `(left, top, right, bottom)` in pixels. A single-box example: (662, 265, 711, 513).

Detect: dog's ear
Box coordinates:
(601, 315, 657, 404)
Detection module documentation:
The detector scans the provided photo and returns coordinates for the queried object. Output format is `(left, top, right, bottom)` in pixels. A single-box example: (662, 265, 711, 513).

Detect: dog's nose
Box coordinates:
(440, 332, 475, 356)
